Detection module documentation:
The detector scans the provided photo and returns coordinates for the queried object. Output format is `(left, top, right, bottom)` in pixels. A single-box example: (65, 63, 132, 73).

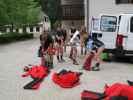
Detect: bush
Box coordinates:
(0, 32, 33, 44)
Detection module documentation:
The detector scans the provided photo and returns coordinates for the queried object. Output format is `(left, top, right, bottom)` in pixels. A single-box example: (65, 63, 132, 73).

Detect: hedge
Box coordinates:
(0, 32, 33, 44)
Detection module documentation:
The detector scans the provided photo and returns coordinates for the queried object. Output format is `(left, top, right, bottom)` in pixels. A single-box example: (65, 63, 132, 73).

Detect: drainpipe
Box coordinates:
(84, 0, 89, 33)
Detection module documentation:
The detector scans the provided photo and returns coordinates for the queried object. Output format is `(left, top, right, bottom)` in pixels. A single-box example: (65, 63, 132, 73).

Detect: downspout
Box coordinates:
(84, 0, 89, 33)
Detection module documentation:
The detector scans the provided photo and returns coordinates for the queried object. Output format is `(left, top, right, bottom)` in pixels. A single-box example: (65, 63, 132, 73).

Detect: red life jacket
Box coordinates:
(22, 65, 48, 79)
(52, 71, 80, 88)
(104, 83, 133, 100)
(47, 47, 56, 55)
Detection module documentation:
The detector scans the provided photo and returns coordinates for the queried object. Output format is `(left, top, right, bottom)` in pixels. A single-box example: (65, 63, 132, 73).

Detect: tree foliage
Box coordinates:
(0, 0, 42, 27)
(35, 0, 61, 28)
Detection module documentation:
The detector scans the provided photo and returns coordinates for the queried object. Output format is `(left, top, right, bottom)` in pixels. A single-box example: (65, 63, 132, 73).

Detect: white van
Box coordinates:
(91, 14, 133, 59)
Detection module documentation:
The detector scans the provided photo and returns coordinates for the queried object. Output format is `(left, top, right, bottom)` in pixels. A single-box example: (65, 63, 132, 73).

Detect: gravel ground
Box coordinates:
(0, 38, 133, 100)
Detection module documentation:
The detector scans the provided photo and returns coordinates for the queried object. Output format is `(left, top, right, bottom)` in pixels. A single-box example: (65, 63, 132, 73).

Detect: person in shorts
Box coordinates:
(83, 33, 105, 71)
(55, 27, 65, 63)
(70, 29, 80, 65)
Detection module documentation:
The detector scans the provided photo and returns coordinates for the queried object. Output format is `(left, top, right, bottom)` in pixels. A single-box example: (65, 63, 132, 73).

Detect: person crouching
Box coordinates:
(39, 30, 54, 69)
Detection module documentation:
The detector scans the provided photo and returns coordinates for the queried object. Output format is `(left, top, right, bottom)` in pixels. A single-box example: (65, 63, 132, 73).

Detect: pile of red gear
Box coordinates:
(47, 47, 56, 55)
(22, 65, 49, 90)
(81, 83, 133, 100)
(52, 69, 82, 88)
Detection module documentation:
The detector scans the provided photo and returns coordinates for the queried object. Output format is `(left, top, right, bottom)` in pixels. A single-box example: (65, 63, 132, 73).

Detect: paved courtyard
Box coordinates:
(0, 38, 133, 100)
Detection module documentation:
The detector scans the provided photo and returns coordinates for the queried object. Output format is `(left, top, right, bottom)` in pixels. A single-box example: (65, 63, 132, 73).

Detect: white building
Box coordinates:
(0, 14, 51, 37)
(85, 0, 133, 31)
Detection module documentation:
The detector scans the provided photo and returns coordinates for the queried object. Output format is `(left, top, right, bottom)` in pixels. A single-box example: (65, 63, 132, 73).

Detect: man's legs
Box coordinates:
(49, 55, 53, 69)
(56, 43, 61, 62)
(81, 45, 84, 55)
(83, 52, 94, 71)
(92, 47, 105, 71)
(69, 47, 73, 59)
(60, 46, 65, 62)
(57, 44, 65, 62)
(72, 47, 78, 65)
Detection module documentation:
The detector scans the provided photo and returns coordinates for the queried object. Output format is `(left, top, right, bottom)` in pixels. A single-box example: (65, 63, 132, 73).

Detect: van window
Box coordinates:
(100, 16, 117, 32)
(130, 17, 133, 32)
(92, 18, 99, 31)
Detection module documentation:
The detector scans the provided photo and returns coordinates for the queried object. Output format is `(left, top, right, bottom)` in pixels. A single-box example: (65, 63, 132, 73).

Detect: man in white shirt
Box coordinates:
(69, 29, 80, 65)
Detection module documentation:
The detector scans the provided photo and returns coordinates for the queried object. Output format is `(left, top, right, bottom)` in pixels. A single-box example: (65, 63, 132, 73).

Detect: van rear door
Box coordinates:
(100, 15, 117, 49)
(125, 16, 133, 51)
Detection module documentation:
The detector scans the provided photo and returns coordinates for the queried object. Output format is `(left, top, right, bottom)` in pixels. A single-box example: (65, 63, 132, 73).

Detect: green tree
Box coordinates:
(36, 0, 62, 28)
(0, 0, 9, 25)
(0, 0, 42, 31)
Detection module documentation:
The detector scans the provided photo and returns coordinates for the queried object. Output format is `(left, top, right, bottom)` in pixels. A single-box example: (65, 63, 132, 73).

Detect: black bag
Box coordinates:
(110, 96, 128, 100)
(81, 90, 105, 100)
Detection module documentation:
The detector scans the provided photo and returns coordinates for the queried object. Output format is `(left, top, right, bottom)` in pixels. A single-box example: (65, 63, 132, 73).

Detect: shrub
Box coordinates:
(0, 32, 33, 44)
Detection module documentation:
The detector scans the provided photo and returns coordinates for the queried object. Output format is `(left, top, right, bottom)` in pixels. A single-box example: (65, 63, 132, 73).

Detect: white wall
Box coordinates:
(89, 0, 133, 17)
(43, 22, 51, 31)
(88, 0, 133, 30)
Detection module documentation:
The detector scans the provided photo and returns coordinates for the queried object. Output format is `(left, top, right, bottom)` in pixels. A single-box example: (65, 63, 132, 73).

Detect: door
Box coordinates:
(100, 15, 118, 49)
(125, 16, 133, 50)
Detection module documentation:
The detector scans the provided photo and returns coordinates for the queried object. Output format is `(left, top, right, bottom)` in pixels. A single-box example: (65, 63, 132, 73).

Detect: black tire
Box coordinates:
(130, 57, 133, 63)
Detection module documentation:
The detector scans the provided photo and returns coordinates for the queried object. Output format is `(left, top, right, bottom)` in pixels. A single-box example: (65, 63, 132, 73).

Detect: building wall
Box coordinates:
(61, 0, 84, 31)
(62, 20, 84, 30)
(87, 0, 133, 30)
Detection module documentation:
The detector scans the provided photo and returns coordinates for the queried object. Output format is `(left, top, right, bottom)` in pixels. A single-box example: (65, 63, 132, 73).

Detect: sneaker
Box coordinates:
(58, 59, 62, 63)
(91, 66, 100, 71)
(127, 80, 133, 86)
(61, 59, 65, 62)
(69, 56, 73, 60)
(78, 72, 83, 76)
(73, 61, 79, 65)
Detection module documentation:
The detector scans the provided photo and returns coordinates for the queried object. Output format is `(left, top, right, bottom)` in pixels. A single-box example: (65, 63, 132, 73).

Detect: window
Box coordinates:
(130, 17, 133, 32)
(16, 28, 19, 32)
(100, 16, 117, 32)
(30, 27, 33, 32)
(36, 27, 40, 32)
(92, 18, 100, 31)
(116, 0, 133, 4)
(44, 17, 49, 22)
(23, 27, 26, 32)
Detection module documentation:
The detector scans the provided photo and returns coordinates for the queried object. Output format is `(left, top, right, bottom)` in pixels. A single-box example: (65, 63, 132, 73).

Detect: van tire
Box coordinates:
(130, 57, 133, 63)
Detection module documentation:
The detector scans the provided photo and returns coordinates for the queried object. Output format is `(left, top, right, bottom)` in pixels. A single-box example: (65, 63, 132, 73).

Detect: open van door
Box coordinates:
(125, 16, 133, 51)
(100, 15, 118, 50)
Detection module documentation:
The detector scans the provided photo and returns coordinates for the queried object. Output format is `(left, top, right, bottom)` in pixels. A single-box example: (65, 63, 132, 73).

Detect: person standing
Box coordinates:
(70, 29, 80, 65)
(55, 27, 65, 63)
(80, 26, 88, 55)
(69, 26, 76, 59)
(62, 29, 67, 53)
